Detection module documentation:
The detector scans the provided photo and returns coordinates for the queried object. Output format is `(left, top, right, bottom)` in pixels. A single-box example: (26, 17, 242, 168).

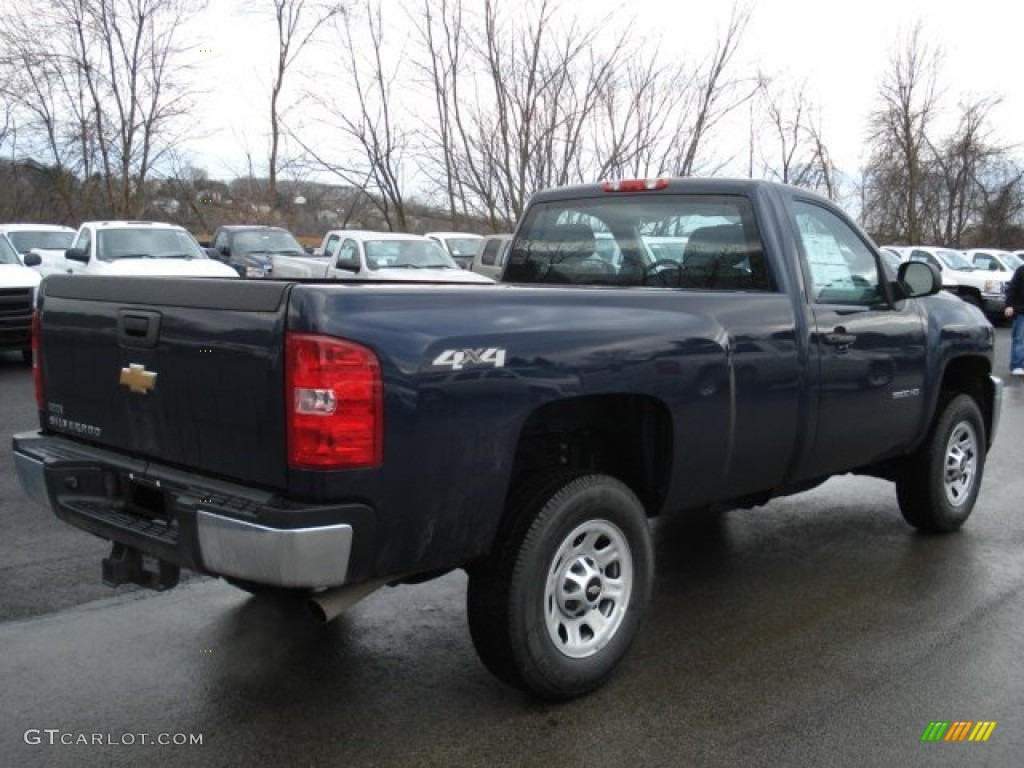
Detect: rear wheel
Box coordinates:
(467, 472, 653, 700)
(896, 393, 986, 533)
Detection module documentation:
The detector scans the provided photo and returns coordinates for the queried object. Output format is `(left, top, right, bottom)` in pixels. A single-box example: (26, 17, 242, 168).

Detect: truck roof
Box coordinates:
(528, 177, 829, 204)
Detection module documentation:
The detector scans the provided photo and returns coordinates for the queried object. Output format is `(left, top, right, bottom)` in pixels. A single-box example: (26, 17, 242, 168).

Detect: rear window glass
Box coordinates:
(504, 194, 774, 290)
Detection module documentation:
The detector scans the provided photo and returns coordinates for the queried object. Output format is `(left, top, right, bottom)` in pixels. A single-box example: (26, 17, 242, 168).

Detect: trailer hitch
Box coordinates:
(102, 543, 180, 591)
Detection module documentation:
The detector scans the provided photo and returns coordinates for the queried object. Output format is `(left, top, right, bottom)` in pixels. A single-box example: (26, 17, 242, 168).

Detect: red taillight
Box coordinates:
(286, 333, 383, 469)
(602, 178, 669, 192)
(31, 309, 43, 409)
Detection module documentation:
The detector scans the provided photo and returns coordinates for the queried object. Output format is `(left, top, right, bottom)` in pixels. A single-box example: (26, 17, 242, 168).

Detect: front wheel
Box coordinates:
(467, 473, 653, 700)
(896, 393, 986, 533)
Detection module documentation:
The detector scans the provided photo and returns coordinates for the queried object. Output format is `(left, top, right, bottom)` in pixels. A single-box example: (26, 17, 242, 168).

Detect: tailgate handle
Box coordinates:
(117, 310, 161, 349)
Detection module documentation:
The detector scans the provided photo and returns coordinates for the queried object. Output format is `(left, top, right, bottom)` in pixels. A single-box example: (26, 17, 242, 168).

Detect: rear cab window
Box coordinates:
(504, 193, 776, 291)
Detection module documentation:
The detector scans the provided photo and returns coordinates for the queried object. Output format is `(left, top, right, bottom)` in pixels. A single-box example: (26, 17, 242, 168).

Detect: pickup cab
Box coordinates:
(13, 178, 1003, 700)
(270, 229, 493, 283)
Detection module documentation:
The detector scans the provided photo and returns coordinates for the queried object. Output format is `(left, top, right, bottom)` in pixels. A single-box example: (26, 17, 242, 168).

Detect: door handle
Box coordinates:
(823, 327, 856, 350)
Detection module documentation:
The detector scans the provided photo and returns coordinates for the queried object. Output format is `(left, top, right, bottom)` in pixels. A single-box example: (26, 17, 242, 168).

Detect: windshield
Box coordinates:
(365, 239, 459, 270)
(936, 248, 974, 270)
(0, 236, 21, 265)
(96, 228, 208, 261)
(504, 194, 773, 289)
(1004, 253, 1024, 269)
(233, 229, 304, 254)
(443, 237, 483, 258)
(7, 230, 74, 253)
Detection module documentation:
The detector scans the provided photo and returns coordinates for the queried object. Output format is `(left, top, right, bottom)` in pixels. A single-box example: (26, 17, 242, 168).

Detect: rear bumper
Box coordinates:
(13, 432, 374, 588)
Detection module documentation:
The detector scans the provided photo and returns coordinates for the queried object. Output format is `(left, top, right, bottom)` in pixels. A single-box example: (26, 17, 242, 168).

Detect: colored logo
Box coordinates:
(119, 364, 157, 394)
(921, 721, 997, 742)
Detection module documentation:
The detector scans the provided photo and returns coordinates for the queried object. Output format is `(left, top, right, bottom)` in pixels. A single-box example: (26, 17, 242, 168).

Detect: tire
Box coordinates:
(467, 472, 653, 700)
(896, 393, 986, 533)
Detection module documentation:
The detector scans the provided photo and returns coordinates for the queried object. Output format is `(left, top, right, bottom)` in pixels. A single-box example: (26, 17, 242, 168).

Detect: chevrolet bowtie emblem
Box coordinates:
(120, 363, 157, 394)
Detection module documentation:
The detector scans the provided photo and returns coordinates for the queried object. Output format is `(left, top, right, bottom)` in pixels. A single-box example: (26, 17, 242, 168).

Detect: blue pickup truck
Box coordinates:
(13, 178, 1003, 700)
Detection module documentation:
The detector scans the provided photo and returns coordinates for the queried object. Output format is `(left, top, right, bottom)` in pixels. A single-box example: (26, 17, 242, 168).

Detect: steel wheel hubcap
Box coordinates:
(544, 520, 633, 659)
(943, 421, 977, 507)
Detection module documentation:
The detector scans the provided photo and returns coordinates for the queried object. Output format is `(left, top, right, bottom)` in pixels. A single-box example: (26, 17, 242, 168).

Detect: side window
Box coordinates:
(74, 229, 91, 257)
(213, 231, 228, 250)
(323, 235, 341, 257)
(908, 249, 940, 270)
(336, 240, 360, 270)
(480, 240, 500, 266)
(794, 201, 883, 305)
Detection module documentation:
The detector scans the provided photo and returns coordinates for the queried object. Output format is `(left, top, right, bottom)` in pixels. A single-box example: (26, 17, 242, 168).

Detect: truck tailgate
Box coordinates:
(37, 276, 290, 490)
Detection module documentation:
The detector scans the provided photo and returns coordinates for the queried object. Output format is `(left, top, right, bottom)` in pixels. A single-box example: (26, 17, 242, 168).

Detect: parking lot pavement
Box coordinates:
(3, 467, 1024, 768)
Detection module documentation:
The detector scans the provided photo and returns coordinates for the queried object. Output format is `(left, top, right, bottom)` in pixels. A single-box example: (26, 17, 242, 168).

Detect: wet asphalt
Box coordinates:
(1, 331, 1023, 768)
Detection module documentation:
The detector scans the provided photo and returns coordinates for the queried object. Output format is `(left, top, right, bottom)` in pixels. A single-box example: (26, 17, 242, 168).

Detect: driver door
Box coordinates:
(794, 199, 928, 478)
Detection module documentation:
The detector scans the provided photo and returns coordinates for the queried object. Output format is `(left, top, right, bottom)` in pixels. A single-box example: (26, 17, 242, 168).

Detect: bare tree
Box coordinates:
(670, 2, 756, 177)
(0, 0, 206, 219)
(244, 0, 344, 209)
(299, 0, 411, 229)
(752, 75, 838, 198)
(863, 23, 941, 243)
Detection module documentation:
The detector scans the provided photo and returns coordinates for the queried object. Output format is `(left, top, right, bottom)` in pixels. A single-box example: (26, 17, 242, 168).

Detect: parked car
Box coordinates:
(61, 221, 239, 277)
(879, 244, 959, 295)
(270, 230, 494, 283)
(471, 234, 513, 279)
(967, 248, 1023, 275)
(905, 246, 1005, 319)
(425, 231, 484, 269)
(208, 225, 306, 278)
(0, 234, 42, 363)
(0, 223, 76, 275)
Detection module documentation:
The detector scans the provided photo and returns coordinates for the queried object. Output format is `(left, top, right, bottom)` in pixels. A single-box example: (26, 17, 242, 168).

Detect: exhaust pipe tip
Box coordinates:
(306, 580, 386, 624)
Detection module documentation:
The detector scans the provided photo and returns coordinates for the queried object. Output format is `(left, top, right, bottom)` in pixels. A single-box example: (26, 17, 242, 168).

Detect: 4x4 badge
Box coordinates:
(120, 364, 157, 394)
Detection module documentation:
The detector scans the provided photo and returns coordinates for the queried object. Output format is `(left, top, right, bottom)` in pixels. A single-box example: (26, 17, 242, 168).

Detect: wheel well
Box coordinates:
(940, 356, 995, 444)
(505, 394, 672, 516)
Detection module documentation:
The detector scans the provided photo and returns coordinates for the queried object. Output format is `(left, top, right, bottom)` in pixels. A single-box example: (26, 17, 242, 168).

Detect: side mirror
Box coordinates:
(897, 260, 942, 298)
(206, 247, 224, 260)
(64, 247, 89, 263)
(218, 245, 230, 257)
(334, 258, 359, 273)
(23, 252, 43, 267)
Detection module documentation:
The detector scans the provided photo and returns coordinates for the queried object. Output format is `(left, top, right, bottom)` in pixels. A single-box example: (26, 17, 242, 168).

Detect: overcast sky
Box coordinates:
(186, 0, 1021, 185)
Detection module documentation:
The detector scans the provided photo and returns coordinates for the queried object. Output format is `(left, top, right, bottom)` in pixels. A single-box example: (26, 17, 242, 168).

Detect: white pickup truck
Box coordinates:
(270, 230, 494, 283)
(0, 233, 42, 362)
(56, 221, 239, 277)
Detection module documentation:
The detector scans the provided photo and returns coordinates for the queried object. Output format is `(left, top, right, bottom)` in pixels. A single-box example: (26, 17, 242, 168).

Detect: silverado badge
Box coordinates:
(120, 363, 157, 394)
